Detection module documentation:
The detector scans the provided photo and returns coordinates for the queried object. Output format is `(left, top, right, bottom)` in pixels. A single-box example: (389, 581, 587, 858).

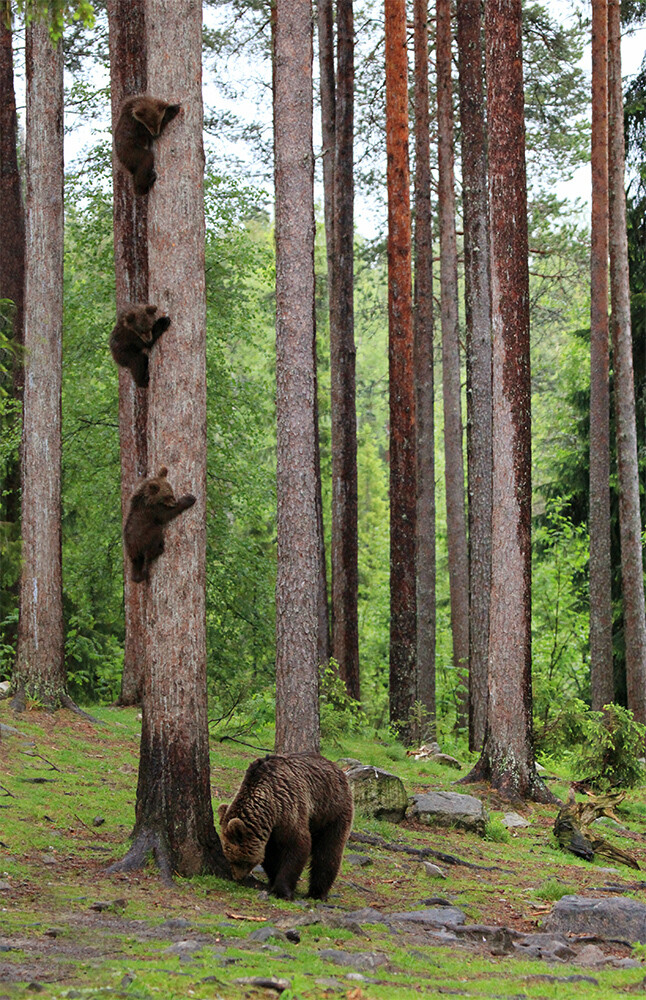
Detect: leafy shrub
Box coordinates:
(532, 878, 575, 902)
(534, 697, 590, 755)
(319, 661, 368, 744)
(571, 704, 645, 791)
(484, 815, 510, 844)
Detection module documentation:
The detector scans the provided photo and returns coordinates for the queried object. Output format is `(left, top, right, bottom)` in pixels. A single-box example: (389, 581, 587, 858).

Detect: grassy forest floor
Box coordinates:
(2, 704, 646, 998)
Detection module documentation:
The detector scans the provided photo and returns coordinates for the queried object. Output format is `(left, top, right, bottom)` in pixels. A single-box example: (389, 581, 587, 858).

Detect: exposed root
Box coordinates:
(60, 693, 102, 725)
(349, 831, 512, 873)
(106, 828, 174, 885)
(9, 687, 101, 724)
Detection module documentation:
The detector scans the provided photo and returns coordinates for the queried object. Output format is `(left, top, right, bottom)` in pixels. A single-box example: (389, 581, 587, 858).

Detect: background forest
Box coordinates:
(1, 0, 646, 749)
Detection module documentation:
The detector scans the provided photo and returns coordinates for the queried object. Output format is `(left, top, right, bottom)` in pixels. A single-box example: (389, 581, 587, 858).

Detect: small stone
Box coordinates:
(120, 974, 134, 987)
(390, 907, 465, 927)
(408, 791, 488, 834)
(163, 939, 204, 956)
(319, 949, 389, 971)
(575, 944, 607, 967)
(315, 977, 344, 988)
(92, 816, 105, 827)
(26, 985, 45, 994)
(285, 929, 300, 943)
(44, 927, 65, 938)
(502, 812, 530, 829)
(0, 882, 11, 891)
(0, 682, 9, 694)
(233, 977, 290, 992)
(346, 853, 373, 867)
(422, 862, 447, 878)
(159, 917, 192, 930)
(248, 926, 285, 943)
(430, 753, 462, 769)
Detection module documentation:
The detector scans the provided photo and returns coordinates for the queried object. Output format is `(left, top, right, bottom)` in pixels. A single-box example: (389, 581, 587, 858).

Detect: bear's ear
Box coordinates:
(226, 818, 247, 844)
(157, 467, 168, 479)
(146, 305, 157, 315)
(218, 803, 229, 826)
(163, 104, 181, 126)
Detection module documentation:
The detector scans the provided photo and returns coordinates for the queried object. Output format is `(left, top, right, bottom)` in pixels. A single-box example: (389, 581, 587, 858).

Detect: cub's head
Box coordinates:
(132, 97, 181, 137)
(123, 304, 170, 344)
(136, 467, 176, 507)
(218, 803, 265, 881)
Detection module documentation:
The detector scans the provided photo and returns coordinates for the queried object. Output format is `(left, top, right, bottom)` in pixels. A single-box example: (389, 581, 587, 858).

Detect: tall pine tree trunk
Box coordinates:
(462, 0, 551, 802)
(106, 0, 149, 708)
(608, 0, 646, 725)
(436, 0, 469, 729)
(456, 0, 492, 750)
(273, 0, 321, 753)
(110, 0, 227, 878)
(385, 0, 417, 741)
(330, 0, 359, 700)
(13, 21, 66, 710)
(413, 0, 436, 723)
(589, 0, 613, 711)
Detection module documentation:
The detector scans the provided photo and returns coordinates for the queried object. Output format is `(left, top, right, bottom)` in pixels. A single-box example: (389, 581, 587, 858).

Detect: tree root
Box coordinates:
(9, 687, 101, 724)
(106, 828, 174, 885)
(348, 831, 513, 872)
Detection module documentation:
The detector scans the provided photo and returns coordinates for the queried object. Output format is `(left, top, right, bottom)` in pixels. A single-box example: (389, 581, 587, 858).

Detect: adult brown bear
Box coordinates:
(218, 754, 354, 900)
(124, 467, 195, 583)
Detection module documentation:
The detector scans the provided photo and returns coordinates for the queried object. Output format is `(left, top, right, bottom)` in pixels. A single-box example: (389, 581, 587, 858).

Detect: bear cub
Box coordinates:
(114, 95, 181, 196)
(110, 304, 170, 388)
(218, 753, 353, 900)
(124, 467, 196, 583)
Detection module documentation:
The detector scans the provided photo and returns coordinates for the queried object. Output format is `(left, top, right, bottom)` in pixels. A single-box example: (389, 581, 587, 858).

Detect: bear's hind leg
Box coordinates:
(262, 835, 281, 886)
(129, 353, 149, 388)
(133, 149, 156, 196)
(271, 835, 310, 901)
(308, 819, 349, 900)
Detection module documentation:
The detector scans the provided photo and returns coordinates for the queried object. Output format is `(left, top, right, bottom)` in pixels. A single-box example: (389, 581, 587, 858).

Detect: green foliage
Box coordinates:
(484, 816, 511, 844)
(531, 877, 575, 902)
(534, 697, 590, 756)
(319, 661, 368, 744)
(572, 704, 646, 791)
(10, 0, 95, 39)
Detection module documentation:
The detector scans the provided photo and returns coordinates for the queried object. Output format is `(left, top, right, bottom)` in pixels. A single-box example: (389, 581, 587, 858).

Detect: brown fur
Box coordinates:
(218, 754, 354, 900)
(114, 95, 181, 196)
(109, 304, 170, 388)
(124, 467, 196, 583)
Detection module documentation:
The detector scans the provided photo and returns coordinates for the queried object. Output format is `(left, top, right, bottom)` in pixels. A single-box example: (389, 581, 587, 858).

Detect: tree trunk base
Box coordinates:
(107, 826, 232, 884)
(10, 687, 100, 723)
(458, 756, 558, 804)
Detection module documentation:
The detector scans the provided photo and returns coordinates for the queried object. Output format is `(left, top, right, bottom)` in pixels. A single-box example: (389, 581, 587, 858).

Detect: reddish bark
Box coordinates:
(13, 21, 66, 708)
(385, 0, 417, 739)
(589, 0, 613, 711)
(608, 0, 646, 725)
(462, 0, 551, 802)
(436, 0, 469, 728)
(413, 0, 436, 722)
(109, 0, 227, 878)
(456, 0, 492, 750)
(273, 0, 320, 753)
(330, 0, 359, 700)
(106, 0, 149, 707)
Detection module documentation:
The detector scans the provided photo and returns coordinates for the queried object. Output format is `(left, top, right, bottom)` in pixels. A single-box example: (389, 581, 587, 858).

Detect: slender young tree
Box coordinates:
(456, 0, 492, 750)
(273, 0, 320, 753)
(385, 0, 417, 740)
(462, 0, 551, 801)
(589, 0, 613, 711)
(109, 0, 228, 878)
(12, 19, 67, 710)
(106, 0, 149, 707)
(607, 0, 646, 726)
(413, 0, 436, 723)
(436, 0, 469, 728)
(330, 0, 359, 700)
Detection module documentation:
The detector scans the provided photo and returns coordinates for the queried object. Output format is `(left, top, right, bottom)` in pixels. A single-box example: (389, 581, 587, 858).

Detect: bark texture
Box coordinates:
(608, 0, 646, 725)
(463, 0, 550, 802)
(273, 0, 321, 753)
(385, 0, 417, 739)
(436, 0, 469, 728)
(106, 0, 149, 707)
(330, 0, 359, 700)
(111, 0, 227, 877)
(456, 0, 492, 749)
(413, 0, 436, 722)
(589, 0, 613, 711)
(13, 22, 66, 708)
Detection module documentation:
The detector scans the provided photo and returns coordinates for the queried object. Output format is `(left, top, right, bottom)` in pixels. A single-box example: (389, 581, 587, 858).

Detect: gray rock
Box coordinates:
(514, 932, 576, 962)
(422, 862, 446, 878)
(319, 949, 389, 971)
(345, 766, 408, 822)
(248, 926, 286, 943)
(389, 907, 466, 927)
(574, 944, 608, 967)
(408, 791, 487, 834)
(544, 895, 646, 943)
(234, 977, 291, 992)
(315, 978, 344, 989)
(430, 753, 462, 770)
(337, 758, 363, 769)
(526, 974, 599, 985)
(0, 882, 11, 891)
(159, 917, 191, 931)
(163, 939, 205, 956)
(335, 908, 392, 928)
(346, 853, 373, 867)
(502, 811, 530, 829)
(454, 925, 518, 955)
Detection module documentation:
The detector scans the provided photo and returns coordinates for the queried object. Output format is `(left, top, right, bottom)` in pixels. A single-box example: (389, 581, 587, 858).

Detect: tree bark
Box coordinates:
(589, 0, 613, 711)
(436, 0, 469, 729)
(0, 9, 25, 649)
(330, 0, 359, 700)
(385, 0, 417, 741)
(456, 0, 492, 750)
(13, 20, 67, 710)
(608, 0, 646, 725)
(462, 0, 551, 802)
(106, 0, 149, 708)
(413, 0, 436, 723)
(273, 0, 321, 753)
(109, 0, 228, 878)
